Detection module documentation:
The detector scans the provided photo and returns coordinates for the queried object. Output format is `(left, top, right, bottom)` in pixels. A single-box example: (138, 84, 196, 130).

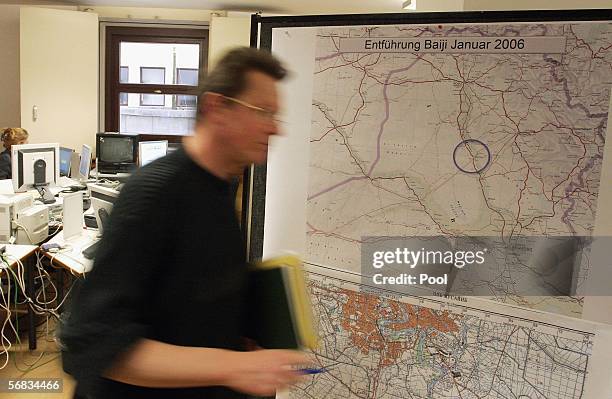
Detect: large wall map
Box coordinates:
(306, 21, 612, 316)
(290, 266, 595, 399)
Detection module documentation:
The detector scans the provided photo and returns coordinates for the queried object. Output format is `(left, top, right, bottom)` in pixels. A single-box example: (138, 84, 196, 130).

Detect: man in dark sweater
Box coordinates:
(60, 48, 307, 399)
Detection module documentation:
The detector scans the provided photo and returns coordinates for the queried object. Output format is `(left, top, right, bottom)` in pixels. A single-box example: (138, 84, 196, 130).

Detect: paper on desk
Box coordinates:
(0, 179, 15, 195)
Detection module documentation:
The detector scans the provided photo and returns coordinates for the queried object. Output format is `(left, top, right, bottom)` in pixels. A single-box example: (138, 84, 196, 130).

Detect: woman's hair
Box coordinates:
(1, 127, 29, 149)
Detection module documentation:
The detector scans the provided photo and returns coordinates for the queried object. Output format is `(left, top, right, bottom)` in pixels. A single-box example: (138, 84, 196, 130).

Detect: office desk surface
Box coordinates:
(44, 229, 98, 274)
(1, 244, 38, 271)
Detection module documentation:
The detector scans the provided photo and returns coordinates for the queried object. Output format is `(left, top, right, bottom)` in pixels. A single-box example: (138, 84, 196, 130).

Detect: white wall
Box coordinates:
(0, 4, 77, 148)
(416, 0, 464, 11)
(20, 8, 99, 151)
(208, 16, 251, 70)
(0, 4, 77, 131)
(0, 5, 21, 129)
(79, 6, 213, 21)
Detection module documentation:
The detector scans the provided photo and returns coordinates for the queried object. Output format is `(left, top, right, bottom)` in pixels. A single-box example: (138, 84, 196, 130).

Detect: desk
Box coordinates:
(1, 244, 39, 350)
(41, 230, 97, 322)
(43, 229, 98, 275)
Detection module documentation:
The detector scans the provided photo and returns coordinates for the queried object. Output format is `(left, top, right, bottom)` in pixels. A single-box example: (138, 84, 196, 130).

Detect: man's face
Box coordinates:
(221, 70, 280, 166)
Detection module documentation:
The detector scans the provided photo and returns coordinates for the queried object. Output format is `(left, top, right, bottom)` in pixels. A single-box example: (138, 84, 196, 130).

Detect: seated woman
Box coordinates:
(0, 127, 29, 180)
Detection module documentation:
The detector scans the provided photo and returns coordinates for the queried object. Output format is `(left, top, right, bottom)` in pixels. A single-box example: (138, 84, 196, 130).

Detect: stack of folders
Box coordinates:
(246, 254, 318, 350)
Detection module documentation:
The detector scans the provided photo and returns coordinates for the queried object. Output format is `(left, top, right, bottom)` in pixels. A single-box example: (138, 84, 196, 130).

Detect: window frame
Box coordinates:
(119, 66, 129, 106)
(140, 66, 166, 84)
(176, 67, 199, 85)
(139, 66, 166, 106)
(105, 26, 208, 133)
(176, 67, 199, 108)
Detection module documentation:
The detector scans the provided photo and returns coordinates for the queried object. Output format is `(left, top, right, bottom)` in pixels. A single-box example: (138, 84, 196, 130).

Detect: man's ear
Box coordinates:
(199, 92, 225, 116)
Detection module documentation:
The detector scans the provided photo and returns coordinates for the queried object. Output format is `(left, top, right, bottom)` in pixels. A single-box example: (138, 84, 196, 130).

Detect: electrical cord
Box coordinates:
(0, 257, 20, 370)
(12, 221, 35, 245)
(0, 239, 83, 371)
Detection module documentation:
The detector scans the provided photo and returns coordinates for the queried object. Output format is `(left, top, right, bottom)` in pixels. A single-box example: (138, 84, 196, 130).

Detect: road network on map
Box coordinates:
(290, 269, 593, 399)
(306, 22, 612, 316)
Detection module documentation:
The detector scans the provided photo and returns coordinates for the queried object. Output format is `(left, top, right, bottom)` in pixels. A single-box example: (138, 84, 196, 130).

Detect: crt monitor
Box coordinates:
(11, 143, 59, 204)
(167, 142, 182, 154)
(59, 147, 73, 177)
(139, 140, 168, 167)
(78, 144, 92, 181)
(96, 133, 138, 174)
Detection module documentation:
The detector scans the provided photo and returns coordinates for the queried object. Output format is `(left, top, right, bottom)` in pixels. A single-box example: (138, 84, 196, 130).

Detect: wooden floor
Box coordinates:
(0, 318, 75, 398)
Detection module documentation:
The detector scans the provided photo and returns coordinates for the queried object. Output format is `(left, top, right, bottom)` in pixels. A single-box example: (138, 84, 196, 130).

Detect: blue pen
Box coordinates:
(300, 367, 327, 375)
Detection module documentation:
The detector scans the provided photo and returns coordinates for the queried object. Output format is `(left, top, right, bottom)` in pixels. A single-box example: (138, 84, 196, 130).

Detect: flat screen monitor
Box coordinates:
(96, 133, 138, 174)
(139, 140, 168, 167)
(89, 183, 119, 234)
(78, 144, 92, 181)
(59, 147, 73, 177)
(11, 143, 59, 203)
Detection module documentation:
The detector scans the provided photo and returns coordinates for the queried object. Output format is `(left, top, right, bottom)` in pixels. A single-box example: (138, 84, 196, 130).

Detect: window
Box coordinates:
(176, 68, 198, 85)
(119, 66, 128, 106)
(140, 66, 165, 84)
(140, 67, 165, 106)
(105, 27, 207, 136)
(176, 68, 198, 108)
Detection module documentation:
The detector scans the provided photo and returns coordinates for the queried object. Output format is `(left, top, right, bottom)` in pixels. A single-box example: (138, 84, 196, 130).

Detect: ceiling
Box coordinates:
(3, 0, 411, 14)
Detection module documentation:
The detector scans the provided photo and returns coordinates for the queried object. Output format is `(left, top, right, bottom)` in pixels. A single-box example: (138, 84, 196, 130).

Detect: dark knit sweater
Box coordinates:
(61, 148, 248, 399)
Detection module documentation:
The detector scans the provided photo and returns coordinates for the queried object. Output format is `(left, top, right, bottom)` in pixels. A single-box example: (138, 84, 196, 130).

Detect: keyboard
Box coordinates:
(96, 181, 121, 189)
(82, 240, 100, 260)
(66, 184, 88, 192)
(58, 176, 79, 188)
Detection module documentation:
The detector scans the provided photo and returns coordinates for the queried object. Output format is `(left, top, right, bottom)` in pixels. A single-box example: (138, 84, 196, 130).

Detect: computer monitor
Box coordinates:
(59, 147, 73, 177)
(78, 144, 92, 181)
(138, 140, 168, 167)
(96, 133, 138, 174)
(166, 143, 180, 154)
(11, 143, 59, 204)
(88, 183, 119, 234)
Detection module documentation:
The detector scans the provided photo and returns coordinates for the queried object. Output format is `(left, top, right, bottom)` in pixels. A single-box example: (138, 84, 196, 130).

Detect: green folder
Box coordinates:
(246, 255, 317, 350)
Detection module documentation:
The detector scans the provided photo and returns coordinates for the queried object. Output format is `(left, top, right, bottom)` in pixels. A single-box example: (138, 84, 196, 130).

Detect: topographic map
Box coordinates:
(306, 22, 612, 316)
(290, 266, 595, 399)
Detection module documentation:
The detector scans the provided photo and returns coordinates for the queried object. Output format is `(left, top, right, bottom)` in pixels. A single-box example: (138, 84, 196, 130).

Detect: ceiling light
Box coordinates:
(403, 0, 417, 10)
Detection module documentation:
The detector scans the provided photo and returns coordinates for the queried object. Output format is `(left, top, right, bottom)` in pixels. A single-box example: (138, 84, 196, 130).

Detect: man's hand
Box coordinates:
(222, 349, 309, 396)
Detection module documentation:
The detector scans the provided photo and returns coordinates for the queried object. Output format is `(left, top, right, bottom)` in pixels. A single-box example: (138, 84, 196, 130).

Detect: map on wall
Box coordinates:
(290, 265, 596, 399)
(305, 21, 612, 316)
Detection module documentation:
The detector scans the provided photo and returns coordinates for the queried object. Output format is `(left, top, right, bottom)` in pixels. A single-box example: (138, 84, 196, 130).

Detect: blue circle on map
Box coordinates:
(452, 139, 491, 174)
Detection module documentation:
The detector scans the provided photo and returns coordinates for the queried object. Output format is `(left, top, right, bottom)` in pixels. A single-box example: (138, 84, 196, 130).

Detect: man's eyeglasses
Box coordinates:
(221, 95, 281, 123)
